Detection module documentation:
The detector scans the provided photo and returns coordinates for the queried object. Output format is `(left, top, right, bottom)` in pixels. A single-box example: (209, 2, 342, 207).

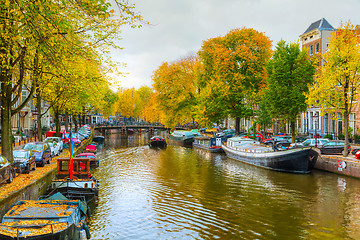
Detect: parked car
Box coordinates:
(0, 155, 14, 183)
(264, 136, 292, 146)
(320, 140, 351, 155)
(23, 142, 52, 167)
(299, 138, 330, 148)
(44, 137, 64, 152)
(13, 149, 36, 173)
(47, 142, 60, 157)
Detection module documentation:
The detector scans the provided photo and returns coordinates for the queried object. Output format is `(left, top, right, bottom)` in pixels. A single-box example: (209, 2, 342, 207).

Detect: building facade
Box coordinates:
(299, 18, 359, 138)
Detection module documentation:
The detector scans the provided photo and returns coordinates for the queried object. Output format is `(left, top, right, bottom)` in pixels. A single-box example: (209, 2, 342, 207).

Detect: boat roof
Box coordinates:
(173, 130, 197, 136)
(3, 200, 81, 220)
(228, 137, 258, 142)
(77, 153, 95, 157)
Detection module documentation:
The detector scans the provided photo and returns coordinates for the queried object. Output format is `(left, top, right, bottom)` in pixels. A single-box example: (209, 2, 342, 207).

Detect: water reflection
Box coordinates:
(89, 132, 360, 239)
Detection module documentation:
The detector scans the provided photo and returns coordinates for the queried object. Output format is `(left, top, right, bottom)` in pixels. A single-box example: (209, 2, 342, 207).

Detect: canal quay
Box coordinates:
(82, 131, 360, 240)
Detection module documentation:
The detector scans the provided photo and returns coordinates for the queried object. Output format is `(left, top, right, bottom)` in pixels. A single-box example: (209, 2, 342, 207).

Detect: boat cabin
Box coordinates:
(56, 158, 91, 180)
(227, 137, 260, 148)
(194, 136, 225, 148)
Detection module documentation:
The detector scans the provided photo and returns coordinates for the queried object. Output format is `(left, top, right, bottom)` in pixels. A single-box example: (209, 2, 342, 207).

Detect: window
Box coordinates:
(309, 45, 314, 55)
(315, 43, 320, 53)
(21, 91, 27, 104)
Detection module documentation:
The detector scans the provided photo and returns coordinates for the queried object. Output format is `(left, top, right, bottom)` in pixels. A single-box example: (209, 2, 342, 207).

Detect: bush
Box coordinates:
(353, 134, 360, 143)
(324, 134, 333, 140)
(338, 134, 345, 140)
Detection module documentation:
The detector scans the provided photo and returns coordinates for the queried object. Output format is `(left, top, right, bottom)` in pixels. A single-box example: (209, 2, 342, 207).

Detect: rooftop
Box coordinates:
(302, 18, 335, 35)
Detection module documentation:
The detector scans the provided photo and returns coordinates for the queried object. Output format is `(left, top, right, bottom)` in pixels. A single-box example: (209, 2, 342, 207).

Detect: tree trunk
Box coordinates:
(65, 112, 69, 132)
(73, 115, 78, 133)
(54, 110, 61, 137)
(235, 117, 240, 136)
(1, 96, 14, 163)
(36, 94, 43, 141)
(290, 121, 296, 143)
(344, 111, 349, 157)
(78, 114, 82, 127)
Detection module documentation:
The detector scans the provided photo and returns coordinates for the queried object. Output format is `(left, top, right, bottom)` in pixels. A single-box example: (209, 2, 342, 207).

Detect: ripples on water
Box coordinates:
(89, 132, 360, 240)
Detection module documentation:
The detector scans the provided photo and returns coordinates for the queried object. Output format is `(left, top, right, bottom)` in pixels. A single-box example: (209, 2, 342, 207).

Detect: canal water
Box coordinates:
(88, 132, 360, 240)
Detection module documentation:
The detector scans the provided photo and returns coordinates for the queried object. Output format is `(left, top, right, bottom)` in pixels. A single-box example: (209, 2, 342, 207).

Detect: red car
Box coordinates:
(242, 133, 264, 142)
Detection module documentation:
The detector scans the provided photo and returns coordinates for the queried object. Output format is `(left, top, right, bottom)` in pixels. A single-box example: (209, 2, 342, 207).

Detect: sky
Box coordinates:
(111, 0, 360, 90)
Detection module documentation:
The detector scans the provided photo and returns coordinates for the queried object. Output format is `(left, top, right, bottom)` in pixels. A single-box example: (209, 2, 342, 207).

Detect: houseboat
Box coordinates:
(48, 158, 99, 203)
(0, 194, 90, 240)
(168, 130, 199, 147)
(222, 137, 318, 174)
(193, 135, 226, 153)
(77, 152, 99, 167)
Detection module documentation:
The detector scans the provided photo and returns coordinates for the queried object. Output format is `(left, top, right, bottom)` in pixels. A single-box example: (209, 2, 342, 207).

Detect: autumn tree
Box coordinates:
(115, 88, 142, 121)
(307, 21, 360, 156)
(263, 40, 315, 142)
(152, 56, 198, 128)
(197, 28, 272, 135)
(141, 92, 164, 123)
(0, 0, 142, 161)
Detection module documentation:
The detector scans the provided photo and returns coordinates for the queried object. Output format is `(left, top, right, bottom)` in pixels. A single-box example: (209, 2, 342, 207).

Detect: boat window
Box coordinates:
(59, 161, 69, 171)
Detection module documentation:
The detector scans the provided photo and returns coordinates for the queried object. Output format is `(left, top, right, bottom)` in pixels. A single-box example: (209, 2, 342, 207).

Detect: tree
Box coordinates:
(141, 92, 164, 123)
(0, 0, 142, 161)
(197, 28, 272, 135)
(152, 56, 198, 128)
(307, 21, 360, 156)
(115, 88, 142, 120)
(263, 40, 315, 142)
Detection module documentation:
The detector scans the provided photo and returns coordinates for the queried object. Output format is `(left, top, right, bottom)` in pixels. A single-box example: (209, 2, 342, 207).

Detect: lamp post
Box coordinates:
(312, 113, 319, 147)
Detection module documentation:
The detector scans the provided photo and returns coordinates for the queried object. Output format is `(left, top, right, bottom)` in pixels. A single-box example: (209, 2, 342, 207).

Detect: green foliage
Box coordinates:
(324, 134, 333, 140)
(338, 134, 345, 140)
(263, 40, 315, 122)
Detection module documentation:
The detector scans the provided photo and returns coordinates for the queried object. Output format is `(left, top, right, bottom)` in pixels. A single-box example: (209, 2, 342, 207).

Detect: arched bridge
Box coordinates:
(94, 124, 187, 135)
(94, 124, 167, 131)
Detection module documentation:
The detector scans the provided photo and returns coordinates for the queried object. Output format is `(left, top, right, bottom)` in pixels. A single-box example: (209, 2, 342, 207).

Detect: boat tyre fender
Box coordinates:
(87, 206, 91, 218)
(84, 224, 91, 239)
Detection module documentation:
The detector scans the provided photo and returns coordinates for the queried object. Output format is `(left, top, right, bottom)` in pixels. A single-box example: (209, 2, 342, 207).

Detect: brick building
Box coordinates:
(299, 18, 358, 138)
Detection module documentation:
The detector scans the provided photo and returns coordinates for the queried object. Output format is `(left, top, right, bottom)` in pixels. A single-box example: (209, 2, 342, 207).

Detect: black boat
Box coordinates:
(149, 136, 167, 149)
(92, 135, 104, 143)
(0, 193, 90, 240)
(222, 137, 318, 174)
(47, 158, 99, 203)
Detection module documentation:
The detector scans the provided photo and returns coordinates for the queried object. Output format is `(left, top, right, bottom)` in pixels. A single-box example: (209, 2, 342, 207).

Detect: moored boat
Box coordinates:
(0, 194, 90, 240)
(77, 152, 99, 167)
(48, 158, 99, 203)
(149, 136, 167, 149)
(193, 135, 226, 153)
(168, 130, 199, 147)
(92, 135, 104, 143)
(222, 137, 318, 174)
(84, 144, 97, 153)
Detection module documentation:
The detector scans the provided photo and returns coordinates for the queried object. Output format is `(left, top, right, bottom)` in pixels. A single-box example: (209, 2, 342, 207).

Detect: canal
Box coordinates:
(88, 132, 360, 240)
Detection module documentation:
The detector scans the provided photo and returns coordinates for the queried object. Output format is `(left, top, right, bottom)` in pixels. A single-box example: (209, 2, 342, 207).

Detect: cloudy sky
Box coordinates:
(111, 0, 360, 90)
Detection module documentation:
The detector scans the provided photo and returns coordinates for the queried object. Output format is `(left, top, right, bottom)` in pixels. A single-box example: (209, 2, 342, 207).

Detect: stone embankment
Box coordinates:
(0, 136, 92, 218)
(315, 152, 360, 178)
